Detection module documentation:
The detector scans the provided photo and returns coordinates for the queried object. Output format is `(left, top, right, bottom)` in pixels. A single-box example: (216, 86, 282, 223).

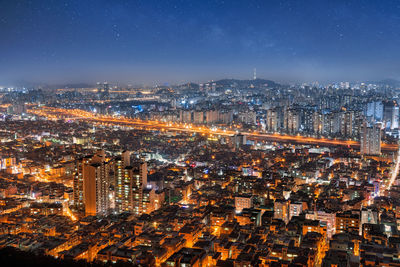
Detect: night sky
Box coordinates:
(1, 0, 400, 85)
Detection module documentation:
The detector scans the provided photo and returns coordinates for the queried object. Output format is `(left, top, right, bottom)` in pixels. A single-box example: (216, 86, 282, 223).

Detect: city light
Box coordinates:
(1, 1, 400, 266)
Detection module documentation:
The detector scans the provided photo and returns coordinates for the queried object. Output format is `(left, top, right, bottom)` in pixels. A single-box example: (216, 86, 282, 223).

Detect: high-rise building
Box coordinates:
(331, 111, 342, 134)
(238, 111, 257, 125)
(313, 111, 324, 135)
(366, 101, 383, 121)
(340, 110, 353, 137)
(218, 111, 233, 124)
(301, 109, 314, 133)
(284, 109, 299, 134)
(73, 151, 113, 216)
(114, 151, 132, 213)
(352, 111, 364, 138)
(266, 109, 278, 132)
(179, 110, 192, 123)
(205, 110, 219, 124)
(360, 124, 381, 155)
(393, 105, 399, 129)
(9, 102, 26, 115)
(97, 82, 110, 99)
(82, 150, 111, 216)
(204, 83, 210, 91)
(132, 160, 148, 216)
(114, 152, 149, 216)
(73, 154, 99, 210)
(324, 112, 336, 135)
(383, 100, 399, 130)
(193, 111, 204, 124)
(211, 82, 216, 91)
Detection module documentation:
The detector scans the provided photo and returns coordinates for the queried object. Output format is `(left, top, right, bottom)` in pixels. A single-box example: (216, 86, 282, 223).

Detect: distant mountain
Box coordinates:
(379, 79, 400, 87)
(214, 78, 279, 88)
(175, 82, 200, 91)
(365, 79, 400, 87)
(50, 83, 96, 89)
(173, 78, 280, 91)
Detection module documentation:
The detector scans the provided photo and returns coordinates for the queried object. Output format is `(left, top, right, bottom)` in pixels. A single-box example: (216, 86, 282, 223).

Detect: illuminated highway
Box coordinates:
(28, 106, 399, 152)
(388, 143, 400, 191)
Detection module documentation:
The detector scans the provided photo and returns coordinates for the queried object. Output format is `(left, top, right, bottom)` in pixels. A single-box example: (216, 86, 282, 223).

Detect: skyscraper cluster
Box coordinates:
(73, 150, 151, 216)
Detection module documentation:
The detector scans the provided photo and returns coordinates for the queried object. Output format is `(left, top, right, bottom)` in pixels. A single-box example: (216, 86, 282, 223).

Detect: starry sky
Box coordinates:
(1, 0, 400, 86)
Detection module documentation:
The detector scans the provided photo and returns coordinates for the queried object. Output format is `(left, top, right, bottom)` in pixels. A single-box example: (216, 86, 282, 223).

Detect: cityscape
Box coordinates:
(2, 1, 400, 267)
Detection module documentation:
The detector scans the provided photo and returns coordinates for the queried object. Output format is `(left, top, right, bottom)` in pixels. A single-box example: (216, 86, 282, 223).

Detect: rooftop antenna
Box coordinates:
(253, 68, 257, 80)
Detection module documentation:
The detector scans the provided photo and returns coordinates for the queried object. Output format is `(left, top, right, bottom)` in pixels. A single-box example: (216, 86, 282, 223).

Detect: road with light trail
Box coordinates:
(28, 106, 399, 152)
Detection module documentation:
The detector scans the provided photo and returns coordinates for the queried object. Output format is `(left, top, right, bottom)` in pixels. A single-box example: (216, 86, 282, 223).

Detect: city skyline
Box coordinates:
(2, 78, 400, 266)
(3, 2, 400, 266)
(1, 0, 400, 85)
